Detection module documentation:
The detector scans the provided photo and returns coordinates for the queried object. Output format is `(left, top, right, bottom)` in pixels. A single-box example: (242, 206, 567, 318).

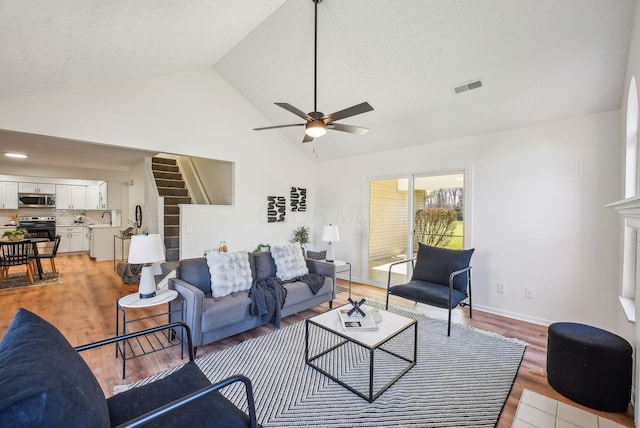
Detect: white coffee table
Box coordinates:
(305, 304, 417, 402)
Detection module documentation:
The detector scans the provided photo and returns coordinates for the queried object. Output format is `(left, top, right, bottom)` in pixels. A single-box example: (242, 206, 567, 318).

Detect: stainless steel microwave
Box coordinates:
(18, 193, 56, 208)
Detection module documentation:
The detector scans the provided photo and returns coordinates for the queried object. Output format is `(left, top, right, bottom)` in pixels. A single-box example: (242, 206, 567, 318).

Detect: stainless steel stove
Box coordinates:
(18, 216, 56, 240)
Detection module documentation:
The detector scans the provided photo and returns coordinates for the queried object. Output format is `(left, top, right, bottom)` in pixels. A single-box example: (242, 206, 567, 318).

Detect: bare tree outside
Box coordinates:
(414, 207, 458, 247)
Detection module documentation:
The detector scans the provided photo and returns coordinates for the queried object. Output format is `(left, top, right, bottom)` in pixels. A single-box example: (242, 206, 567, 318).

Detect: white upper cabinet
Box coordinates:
(19, 182, 56, 194)
(0, 181, 18, 209)
(98, 182, 108, 210)
(86, 185, 100, 210)
(56, 185, 86, 210)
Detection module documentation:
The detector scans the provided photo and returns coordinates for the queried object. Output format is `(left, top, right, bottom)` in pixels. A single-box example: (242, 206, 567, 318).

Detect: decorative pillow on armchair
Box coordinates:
(271, 243, 309, 281)
(206, 251, 253, 298)
(306, 250, 326, 261)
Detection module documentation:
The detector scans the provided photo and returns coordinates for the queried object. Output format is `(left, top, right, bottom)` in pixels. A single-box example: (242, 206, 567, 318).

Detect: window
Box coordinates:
(367, 171, 467, 285)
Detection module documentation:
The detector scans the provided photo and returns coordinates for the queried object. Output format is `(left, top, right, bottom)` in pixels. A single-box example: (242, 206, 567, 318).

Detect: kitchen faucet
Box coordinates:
(101, 211, 112, 226)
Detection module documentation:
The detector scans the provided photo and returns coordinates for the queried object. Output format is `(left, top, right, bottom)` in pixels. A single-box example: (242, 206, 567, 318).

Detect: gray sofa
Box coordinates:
(169, 251, 335, 349)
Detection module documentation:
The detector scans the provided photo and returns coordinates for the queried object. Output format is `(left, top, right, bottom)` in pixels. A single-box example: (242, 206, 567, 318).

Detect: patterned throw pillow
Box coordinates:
(270, 243, 309, 281)
(206, 251, 253, 298)
(306, 250, 326, 261)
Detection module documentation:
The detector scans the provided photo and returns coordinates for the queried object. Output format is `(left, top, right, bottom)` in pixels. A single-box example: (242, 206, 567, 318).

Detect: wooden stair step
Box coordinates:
(152, 157, 177, 166)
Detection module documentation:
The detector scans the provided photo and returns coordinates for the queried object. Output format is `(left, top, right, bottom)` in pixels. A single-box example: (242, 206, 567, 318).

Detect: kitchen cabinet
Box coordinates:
(0, 181, 18, 209)
(19, 182, 56, 194)
(98, 182, 108, 210)
(86, 185, 100, 210)
(89, 225, 124, 261)
(58, 226, 86, 253)
(56, 185, 86, 210)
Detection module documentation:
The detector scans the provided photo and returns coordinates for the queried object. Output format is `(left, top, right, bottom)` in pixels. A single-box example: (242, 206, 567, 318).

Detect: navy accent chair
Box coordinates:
(0, 308, 260, 427)
(385, 243, 474, 336)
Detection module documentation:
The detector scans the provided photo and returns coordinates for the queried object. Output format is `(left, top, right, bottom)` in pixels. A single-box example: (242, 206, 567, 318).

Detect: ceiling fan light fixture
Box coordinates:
(305, 120, 327, 138)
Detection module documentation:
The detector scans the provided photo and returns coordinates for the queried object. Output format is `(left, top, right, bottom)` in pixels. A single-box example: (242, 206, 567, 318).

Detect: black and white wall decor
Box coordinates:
(267, 196, 286, 223)
(290, 187, 307, 212)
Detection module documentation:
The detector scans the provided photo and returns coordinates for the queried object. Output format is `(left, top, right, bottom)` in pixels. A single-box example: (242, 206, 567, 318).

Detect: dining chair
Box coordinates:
(37, 235, 61, 275)
(0, 240, 36, 284)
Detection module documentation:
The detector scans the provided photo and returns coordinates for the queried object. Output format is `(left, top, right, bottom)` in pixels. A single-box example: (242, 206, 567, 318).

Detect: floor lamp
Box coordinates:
(127, 234, 165, 299)
(322, 224, 340, 263)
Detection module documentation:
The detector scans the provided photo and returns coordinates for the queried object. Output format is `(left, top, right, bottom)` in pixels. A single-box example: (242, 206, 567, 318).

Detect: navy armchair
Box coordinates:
(386, 243, 474, 336)
(0, 308, 259, 427)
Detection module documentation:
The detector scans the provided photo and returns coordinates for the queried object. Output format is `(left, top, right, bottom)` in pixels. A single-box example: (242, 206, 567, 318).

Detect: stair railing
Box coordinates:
(175, 156, 210, 205)
(144, 157, 162, 237)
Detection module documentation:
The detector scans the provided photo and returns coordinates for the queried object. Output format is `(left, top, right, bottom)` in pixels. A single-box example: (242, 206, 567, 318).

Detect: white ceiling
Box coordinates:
(0, 0, 635, 166)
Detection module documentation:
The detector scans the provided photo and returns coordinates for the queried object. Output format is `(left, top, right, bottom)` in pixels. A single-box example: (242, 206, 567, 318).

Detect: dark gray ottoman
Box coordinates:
(547, 322, 632, 412)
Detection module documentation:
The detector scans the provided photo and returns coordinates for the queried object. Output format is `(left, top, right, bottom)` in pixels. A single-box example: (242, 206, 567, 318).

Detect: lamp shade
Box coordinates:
(128, 234, 165, 264)
(322, 225, 340, 242)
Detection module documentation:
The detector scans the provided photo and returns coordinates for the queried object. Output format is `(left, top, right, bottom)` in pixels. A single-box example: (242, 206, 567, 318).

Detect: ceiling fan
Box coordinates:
(254, 0, 373, 143)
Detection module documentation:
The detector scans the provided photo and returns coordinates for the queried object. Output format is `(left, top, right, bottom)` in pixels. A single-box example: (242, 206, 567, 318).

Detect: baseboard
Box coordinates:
(351, 278, 555, 327)
(471, 304, 554, 327)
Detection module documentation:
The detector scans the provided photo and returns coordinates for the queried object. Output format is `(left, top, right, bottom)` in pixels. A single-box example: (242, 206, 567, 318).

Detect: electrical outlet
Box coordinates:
(525, 287, 535, 299)
(185, 225, 193, 233)
(497, 282, 505, 293)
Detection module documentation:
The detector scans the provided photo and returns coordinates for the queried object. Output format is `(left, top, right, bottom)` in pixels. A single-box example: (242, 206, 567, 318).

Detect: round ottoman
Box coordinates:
(547, 322, 632, 412)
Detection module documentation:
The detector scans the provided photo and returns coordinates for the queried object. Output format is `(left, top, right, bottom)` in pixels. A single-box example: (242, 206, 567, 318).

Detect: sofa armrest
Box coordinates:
(117, 374, 259, 428)
(169, 278, 205, 347)
(306, 259, 336, 298)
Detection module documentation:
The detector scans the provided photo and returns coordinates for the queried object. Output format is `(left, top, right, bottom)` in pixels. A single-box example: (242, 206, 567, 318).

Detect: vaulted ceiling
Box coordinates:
(0, 0, 635, 164)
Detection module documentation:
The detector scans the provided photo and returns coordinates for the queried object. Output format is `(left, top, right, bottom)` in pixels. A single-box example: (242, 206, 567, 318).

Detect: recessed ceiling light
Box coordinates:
(5, 153, 28, 159)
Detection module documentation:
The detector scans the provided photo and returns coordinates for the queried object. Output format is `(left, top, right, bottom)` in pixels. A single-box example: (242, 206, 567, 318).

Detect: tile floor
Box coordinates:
(512, 389, 627, 428)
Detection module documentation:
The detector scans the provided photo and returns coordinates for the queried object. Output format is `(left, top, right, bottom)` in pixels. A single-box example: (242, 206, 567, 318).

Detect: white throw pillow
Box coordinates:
(206, 251, 253, 298)
(271, 243, 309, 281)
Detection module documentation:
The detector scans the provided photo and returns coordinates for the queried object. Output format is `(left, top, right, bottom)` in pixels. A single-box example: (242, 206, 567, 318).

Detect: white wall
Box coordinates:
(0, 67, 320, 253)
(315, 110, 627, 334)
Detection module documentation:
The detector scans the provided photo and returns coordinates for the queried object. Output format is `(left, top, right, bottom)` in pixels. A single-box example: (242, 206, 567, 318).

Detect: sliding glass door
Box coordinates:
(367, 171, 466, 285)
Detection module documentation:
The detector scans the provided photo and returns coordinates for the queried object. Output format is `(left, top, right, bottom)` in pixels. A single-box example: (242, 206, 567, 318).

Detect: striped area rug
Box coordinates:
(132, 300, 526, 427)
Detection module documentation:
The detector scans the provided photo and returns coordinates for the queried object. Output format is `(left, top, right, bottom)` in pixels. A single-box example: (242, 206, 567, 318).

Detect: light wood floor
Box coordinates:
(0, 254, 634, 428)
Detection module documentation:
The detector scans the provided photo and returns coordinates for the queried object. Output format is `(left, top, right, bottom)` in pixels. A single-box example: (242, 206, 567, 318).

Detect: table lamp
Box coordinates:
(127, 234, 165, 299)
(322, 224, 340, 263)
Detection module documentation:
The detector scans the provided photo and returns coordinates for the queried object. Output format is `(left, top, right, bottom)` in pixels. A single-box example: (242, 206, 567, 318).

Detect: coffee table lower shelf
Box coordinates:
(304, 308, 417, 402)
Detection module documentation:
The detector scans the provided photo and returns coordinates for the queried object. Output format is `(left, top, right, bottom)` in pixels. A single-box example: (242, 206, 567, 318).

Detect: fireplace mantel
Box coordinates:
(607, 196, 640, 322)
(607, 195, 640, 219)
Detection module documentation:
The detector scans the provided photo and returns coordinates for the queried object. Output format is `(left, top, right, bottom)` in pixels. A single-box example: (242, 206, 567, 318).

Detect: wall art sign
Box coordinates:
(267, 196, 286, 223)
(290, 187, 307, 212)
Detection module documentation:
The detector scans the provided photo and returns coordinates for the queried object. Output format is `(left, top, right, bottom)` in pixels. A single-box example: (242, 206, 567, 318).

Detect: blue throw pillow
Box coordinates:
(306, 250, 326, 261)
(0, 308, 111, 427)
(254, 251, 277, 281)
(411, 243, 474, 294)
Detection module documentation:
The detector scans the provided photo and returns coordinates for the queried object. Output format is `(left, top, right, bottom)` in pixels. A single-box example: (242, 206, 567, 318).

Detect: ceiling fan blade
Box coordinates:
(328, 123, 370, 135)
(302, 134, 314, 143)
(323, 102, 374, 123)
(275, 103, 312, 121)
(253, 123, 304, 131)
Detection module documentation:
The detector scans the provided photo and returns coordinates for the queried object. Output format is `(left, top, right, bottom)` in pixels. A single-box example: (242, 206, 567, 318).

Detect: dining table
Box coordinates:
(0, 237, 50, 280)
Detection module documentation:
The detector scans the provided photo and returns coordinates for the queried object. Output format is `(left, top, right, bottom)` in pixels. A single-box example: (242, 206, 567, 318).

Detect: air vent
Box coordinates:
(453, 79, 483, 94)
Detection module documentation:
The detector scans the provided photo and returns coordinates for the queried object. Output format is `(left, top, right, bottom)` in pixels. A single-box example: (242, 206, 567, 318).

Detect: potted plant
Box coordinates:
(290, 226, 310, 247)
(2, 229, 28, 241)
(253, 243, 271, 253)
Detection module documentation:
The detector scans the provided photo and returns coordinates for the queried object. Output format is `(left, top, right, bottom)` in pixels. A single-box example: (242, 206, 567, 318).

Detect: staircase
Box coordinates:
(151, 157, 192, 261)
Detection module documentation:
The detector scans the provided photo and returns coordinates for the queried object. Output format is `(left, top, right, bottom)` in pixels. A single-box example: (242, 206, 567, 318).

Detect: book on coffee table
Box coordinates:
(338, 308, 379, 331)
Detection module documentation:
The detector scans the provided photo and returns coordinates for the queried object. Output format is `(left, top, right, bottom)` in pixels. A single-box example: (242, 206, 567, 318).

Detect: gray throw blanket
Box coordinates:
(249, 277, 287, 328)
(297, 273, 325, 295)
